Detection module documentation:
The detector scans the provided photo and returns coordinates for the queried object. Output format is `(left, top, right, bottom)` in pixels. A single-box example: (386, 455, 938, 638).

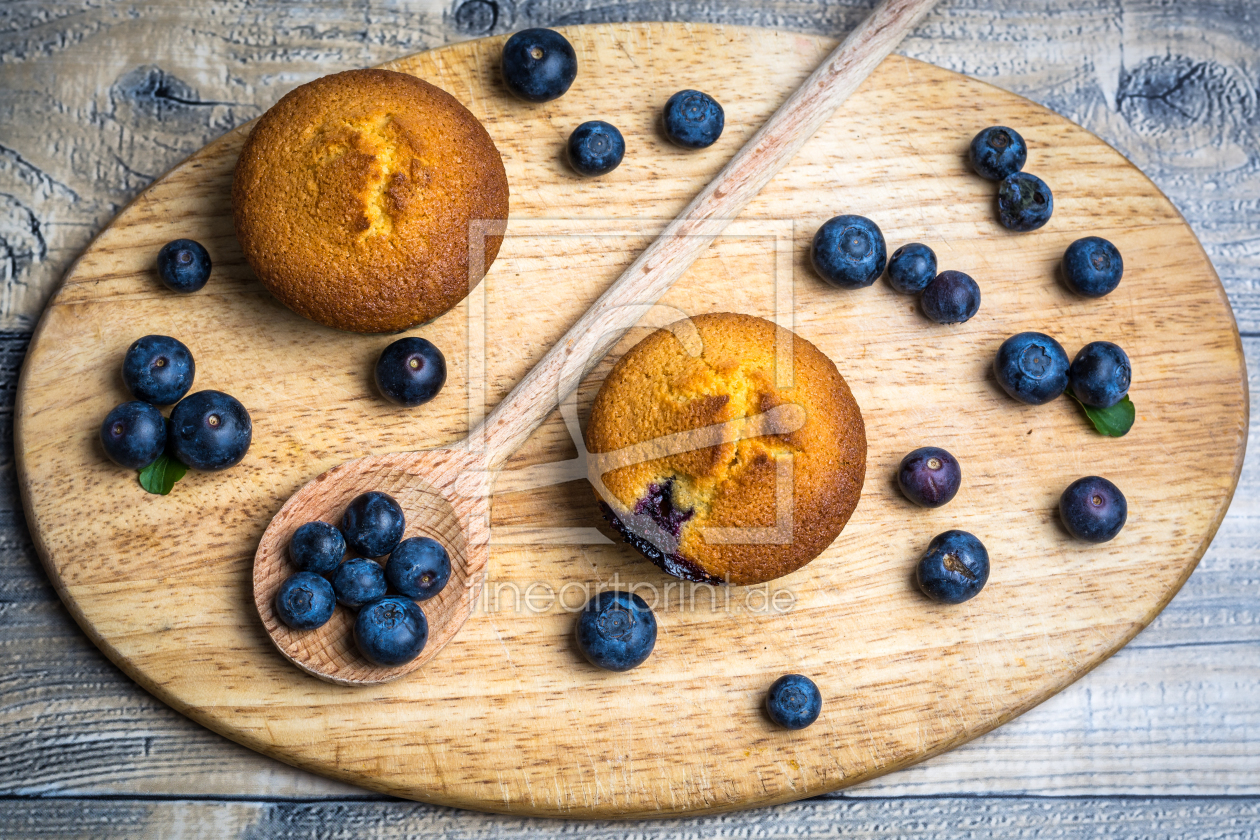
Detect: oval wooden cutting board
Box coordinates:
(15, 23, 1248, 818)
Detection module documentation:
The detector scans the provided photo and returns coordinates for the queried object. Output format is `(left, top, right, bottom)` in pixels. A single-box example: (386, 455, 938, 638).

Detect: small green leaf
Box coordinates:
(138, 453, 188, 495)
(1066, 387, 1135, 437)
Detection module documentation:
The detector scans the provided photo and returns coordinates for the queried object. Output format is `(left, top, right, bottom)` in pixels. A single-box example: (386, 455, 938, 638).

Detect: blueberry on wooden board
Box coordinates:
(997, 172, 1053, 231)
(921, 270, 981, 324)
(275, 571, 336, 630)
(501, 28, 577, 102)
(354, 596, 428, 666)
(994, 332, 1070, 405)
(567, 120, 625, 176)
(122, 334, 195, 406)
(886, 242, 937, 294)
(575, 590, 657, 671)
(290, 521, 346, 575)
(332, 557, 388, 609)
(1069, 341, 1132, 408)
(385, 537, 451, 601)
(156, 238, 211, 292)
(916, 530, 990, 604)
(897, 446, 962, 508)
(765, 674, 823, 730)
(341, 491, 406, 557)
(169, 390, 252, 471)
(969, 126, 1027, 181)
(662, 89, 724, 149)
(1060, 476, 1127, 543)
(1063, 236, 1124, 297)
(811, 214, 887, 289)
(100, 401, 167, 470)
(374, 337, 447, 407)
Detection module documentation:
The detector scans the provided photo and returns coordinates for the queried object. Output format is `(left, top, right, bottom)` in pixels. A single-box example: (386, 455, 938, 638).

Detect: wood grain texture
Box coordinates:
(12, 22, 1248, 818)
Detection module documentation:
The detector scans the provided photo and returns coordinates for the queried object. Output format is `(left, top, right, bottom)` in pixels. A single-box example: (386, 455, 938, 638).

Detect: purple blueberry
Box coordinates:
(354, 596, 428, 666)
(501, 28, 577, 103)
(997, 172, 1053, 231)
(897, 446, 961, 508)
(765, 674, 823, 730)
(811, 214, 887, 290)
(385, 537, 451, 601)
(1069, 341, 1131, 408)
(274, 571, 336, 630)
(916, 530, 990, 604)
(969, 126, 1027, 181)
(290, 521, 345, 575)
(1059, 476, 1127, 543)
(575, 590, 657, 671)
(1062, 236, 1123, 298)
(921, 270, 981, 324)
(994, 332, 1070, 405)
(169, 390, 252, 471)
(156, 238, 211, 293)
(662, 89, 724, 149)
(341, 491, 405, 557)
(886, 242, 937, 294)
(332, 557, 388, 609)
(100, 401, 167, 470)
(122, 335, 195, 406)
(567, 120, 625, 177)
(375, 337, 446, 407)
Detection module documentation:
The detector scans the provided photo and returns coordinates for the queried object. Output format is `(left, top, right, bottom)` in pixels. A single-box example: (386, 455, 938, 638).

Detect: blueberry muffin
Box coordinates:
(232, 69, 509, 333)
(585, 313, 866, 585)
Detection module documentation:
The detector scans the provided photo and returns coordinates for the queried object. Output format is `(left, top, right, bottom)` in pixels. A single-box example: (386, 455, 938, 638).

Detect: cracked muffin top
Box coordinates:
(585, 312, 867, 586)
(232, 69, 509, 333)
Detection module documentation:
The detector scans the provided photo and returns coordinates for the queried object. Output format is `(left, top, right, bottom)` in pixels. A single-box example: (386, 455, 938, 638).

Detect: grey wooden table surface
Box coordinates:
(2, 1, 1258, 837)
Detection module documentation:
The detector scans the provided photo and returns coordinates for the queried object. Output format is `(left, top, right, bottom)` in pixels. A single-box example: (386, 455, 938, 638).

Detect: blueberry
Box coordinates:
(122, 334, 195, 406)
(1069, 341, 1131, 408)
(375, 337, 446, 407)
(916, 530, 990, 604)
(567, 120, 625, 177)
(811, 215, 887, 289)
(886, 242, 937, 294)
(332, 557, 388, 609)
(997, 172, 1053, 232)
(994, 332, 1070, 405)
(662, 89, 724, 149)
(969, 126, 1028, 181)
(765, 674, 822, 730)
(290, 521, 346, 575)
(574, 590, 657, 671)
(897, 446, 961, 508)
(1059, 476, 1127, 543)
(385, 537, 451, 601)
(1062, 236, 1123, 298)
(341, 491, 405, 557)
(274, 571, 336, 630)
(100, 401, 167, 469)
(156, 238, 211, 293)
(354, 596, 428, 666)
(501, 28, 577, 103)
(921, 270, 981, 324)
(169, 390, 252, 471)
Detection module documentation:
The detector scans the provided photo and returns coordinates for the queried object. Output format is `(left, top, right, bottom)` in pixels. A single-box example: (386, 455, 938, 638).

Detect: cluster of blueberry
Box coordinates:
(275, 491, 451, 667)
(969, 126, 1054, 232)
(500, 28, 724, 178)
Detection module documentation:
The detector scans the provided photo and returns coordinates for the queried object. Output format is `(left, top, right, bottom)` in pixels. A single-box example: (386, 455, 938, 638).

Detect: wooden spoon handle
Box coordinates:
(473, 0, 939, 471)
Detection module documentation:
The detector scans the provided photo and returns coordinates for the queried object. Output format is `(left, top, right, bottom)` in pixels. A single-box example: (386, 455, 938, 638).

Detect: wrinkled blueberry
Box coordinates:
(567, 120, 625, 176)
(765, 674, 823, 730)
(122, 335, 195, 406)
(662, 89, 724, 149)
(501, 28, 577, 103)
(1069, 341, 1131, 408)
(100, 401, 167, 470)
(354, 596, 428, 666)
(1060, 476, 1127, 543)
(994, 332, 1070, 405)
(341, 491, 405, 557)
(156, 238, 211, 293)
(969, 126, 1027, 181)
(997, 172, 1053, 231)
(921, 270, 981, 324)
(290, 521, 346, 575)
(886, 242, 937, 294)
(811, 214, 887, 290)
(169, 390, 252, 471)
(575, 590, 657, 671)
(1063, 236, 1123, 298)
(332, 557, 388, 609)
(275, 571, 336, 630)
(916, 530, 990, 604)
(385, 537, 451, 601)
(375, 337, 446, 407)
(897, 446, 962, 508)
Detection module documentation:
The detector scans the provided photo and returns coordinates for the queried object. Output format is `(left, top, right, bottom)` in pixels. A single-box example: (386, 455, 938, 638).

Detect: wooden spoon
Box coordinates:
(253, 0, 940, 685)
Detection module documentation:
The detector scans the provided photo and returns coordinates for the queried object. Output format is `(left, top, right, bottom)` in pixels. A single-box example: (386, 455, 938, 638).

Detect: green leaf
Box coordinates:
(1066, 387, 1135, 437)
(138, 453, 188, 495)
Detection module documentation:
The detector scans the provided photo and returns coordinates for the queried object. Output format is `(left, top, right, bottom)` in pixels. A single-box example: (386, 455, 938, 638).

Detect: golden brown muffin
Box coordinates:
(585, 313, 866, 586)
(232, 68, 509, 333)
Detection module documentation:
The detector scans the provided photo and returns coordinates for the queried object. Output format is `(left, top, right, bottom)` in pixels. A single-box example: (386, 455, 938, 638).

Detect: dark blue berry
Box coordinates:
(886, 242, 937, 294)
(385, 537, 451, 601)
(994, 332, 1069, 405)
(969, 126, 1027, 181)
(169, 390, 252, 471)
(921, 270, 981, 324)
(567, 120, 625, 177)
(332, 557, 388, 609)
(290, 521, 345, 575)
(156, 239, 211, 293)
(1060, 476, 1127, 543)
(354, 596, 428, 666)
(375, 337, 446, 407)
(100, 401, 167, 469)
(274, 571, 336, 630)
(575, 590, 656, 671)
(662, 89, 724, 149)
(916, 530, 989, 604)
(122, 334, 194, 406)
(811, 215, 887, 290)
(765, 674, 822, 730)
(501, 28, 577, 103)
(897, 446, 961, 508)
(1062, 237, 1123, 298)
(1069, 341, 1131, 408)
(341, 491, 405, 557)
(997, 172, 1053, 232)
